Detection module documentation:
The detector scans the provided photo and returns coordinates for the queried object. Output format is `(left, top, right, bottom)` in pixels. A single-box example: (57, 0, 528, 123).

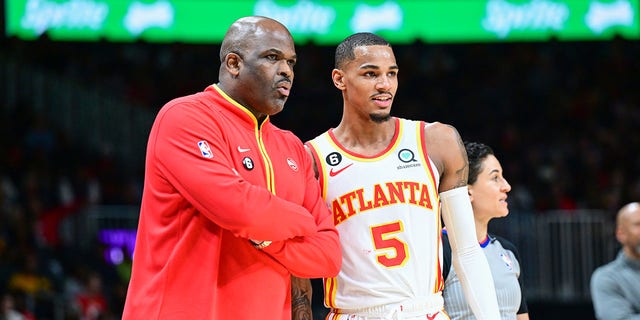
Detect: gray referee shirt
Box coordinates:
(441, 232, 527, 320)
(590, 250, 640, 320)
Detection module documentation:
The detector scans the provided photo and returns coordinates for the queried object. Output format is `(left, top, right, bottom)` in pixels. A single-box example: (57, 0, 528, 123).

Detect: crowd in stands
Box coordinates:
(1, 34, 639, 319)
(0, 102, 138, 318)
(7, 35, 640, 213)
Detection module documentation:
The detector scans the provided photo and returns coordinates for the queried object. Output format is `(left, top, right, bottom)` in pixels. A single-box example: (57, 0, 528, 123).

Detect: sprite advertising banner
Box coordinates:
(5, 0, 640, 44)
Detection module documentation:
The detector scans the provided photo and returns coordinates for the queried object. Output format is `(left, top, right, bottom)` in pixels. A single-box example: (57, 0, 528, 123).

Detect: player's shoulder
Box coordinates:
(303, 130, 332, 153)
(422, 121, 460, 139)
(421, 121, 462, 161)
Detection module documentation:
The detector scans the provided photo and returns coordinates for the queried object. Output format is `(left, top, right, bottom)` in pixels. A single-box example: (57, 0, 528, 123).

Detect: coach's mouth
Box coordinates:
(276, 81, 291, 97)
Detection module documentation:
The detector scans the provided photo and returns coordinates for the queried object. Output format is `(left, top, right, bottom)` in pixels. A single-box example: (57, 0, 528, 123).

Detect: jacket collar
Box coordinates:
(205, 84, 270, 129)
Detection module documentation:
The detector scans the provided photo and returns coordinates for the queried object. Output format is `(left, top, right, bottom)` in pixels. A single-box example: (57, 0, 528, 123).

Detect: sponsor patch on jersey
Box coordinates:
(500, 252, 514, 270)
(398, 148, 416, 163)
(396, 148, 422, 170)
(286, 158, 299, 172)
(198, 140, 213, 158)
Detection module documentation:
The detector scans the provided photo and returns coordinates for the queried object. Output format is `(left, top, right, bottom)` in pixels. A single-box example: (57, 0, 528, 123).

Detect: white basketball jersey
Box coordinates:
(307, 118, 444, 311)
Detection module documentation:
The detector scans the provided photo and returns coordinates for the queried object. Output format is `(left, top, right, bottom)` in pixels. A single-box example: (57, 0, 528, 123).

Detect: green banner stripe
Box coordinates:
(6, 0, 640, 43)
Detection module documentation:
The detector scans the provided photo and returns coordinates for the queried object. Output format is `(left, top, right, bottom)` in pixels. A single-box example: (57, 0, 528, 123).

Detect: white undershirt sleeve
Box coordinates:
(440, 186, 501, 320)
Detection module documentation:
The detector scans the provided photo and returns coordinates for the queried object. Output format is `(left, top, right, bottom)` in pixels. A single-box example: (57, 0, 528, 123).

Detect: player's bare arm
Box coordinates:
(290, 146, 319, 320)
(423, 122, 469, 192)
(291, 276, 313, 320)
(304, 144, 320, 179)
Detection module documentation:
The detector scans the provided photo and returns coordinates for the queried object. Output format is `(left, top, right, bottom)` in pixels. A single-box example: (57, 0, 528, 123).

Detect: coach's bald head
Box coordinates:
(219, 16, 292, 63)
(216, 16, 297, 120)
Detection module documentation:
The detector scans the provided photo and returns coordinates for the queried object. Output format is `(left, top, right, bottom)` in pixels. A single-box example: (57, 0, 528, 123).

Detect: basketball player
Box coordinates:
(293, 32, 500, 319)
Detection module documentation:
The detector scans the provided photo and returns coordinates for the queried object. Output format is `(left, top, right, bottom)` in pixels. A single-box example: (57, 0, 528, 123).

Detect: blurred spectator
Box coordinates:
(23, 114, 56, 160)
(6, 252, 54, 318)
(1, 292, 29, 320)
(70, 271, 109, 320)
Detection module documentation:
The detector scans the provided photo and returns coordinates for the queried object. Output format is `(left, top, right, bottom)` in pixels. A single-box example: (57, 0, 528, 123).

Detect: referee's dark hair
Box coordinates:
(464, 141, 494, 185)
(334, 32, 390, 69)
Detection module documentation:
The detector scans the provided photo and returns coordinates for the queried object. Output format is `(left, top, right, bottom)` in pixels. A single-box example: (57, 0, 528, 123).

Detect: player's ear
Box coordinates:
(467, 186, 474, 202)
(332, 69, 345, 90)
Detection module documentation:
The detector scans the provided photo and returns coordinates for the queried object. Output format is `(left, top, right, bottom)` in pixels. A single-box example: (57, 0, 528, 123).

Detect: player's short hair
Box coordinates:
(334, 32, 390, 69)
(464, 141, 494, 185)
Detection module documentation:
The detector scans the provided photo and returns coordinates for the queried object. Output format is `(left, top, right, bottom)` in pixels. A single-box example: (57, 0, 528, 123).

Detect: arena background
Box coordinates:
(1, 1, 639, 319)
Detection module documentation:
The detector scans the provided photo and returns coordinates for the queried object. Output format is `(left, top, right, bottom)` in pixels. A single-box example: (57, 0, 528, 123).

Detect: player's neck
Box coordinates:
(334, 117, 395, 156)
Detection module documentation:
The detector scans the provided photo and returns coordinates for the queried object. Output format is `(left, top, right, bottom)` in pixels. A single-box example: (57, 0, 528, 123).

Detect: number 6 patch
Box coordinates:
(242, 157, 254, 170)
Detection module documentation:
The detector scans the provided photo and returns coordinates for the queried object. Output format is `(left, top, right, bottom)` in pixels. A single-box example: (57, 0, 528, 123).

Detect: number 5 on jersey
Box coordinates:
(371, 221, 408, 267)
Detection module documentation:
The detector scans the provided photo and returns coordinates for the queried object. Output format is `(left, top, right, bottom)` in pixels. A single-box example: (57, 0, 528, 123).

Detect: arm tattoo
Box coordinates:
(291, 282, 312, 320)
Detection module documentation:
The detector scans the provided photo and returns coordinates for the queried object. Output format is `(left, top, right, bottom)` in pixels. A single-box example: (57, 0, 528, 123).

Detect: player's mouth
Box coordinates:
(372, 94, 393, 107)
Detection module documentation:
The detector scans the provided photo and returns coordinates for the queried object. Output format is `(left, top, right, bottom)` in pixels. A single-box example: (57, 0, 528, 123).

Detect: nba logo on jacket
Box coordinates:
(198, 140, 213, 158)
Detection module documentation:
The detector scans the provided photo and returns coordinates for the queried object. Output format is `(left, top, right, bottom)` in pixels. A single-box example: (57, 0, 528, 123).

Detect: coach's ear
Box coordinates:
(224, 52, 242, 77)
(332, 69, 345, 90)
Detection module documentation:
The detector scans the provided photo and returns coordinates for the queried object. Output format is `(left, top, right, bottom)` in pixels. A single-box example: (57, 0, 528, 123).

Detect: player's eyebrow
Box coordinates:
(359, 64, 398, 70)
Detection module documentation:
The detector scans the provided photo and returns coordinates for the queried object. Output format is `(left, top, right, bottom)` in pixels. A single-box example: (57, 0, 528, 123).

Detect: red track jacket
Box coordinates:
(122, 85, 341, 319)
